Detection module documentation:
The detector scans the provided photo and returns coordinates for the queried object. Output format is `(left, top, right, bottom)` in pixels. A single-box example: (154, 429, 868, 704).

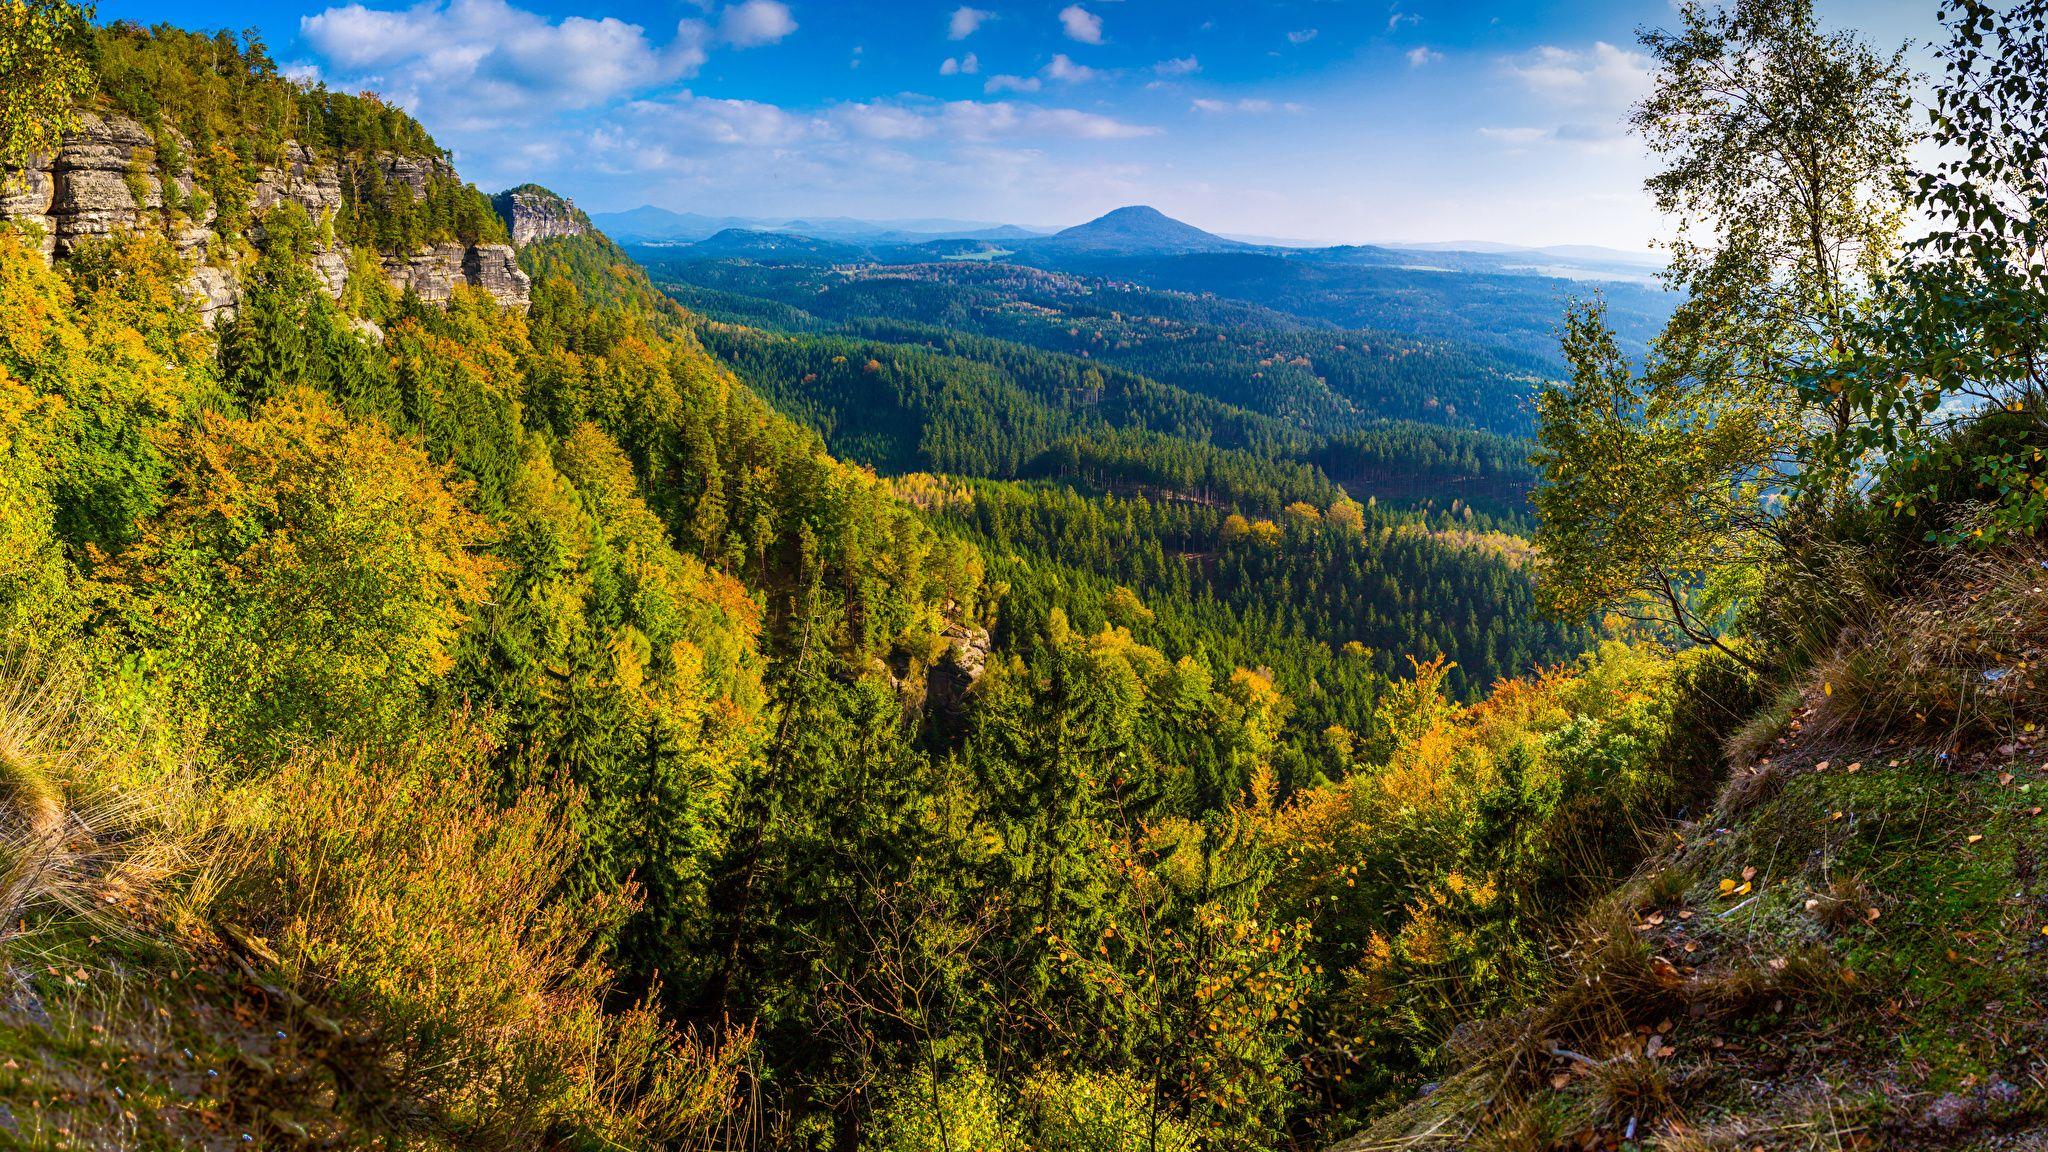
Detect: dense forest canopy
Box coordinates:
(3, 1, 2048, 1151)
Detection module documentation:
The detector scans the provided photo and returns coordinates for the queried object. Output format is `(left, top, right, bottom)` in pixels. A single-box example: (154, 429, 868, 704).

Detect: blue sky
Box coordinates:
(98, 0, 1938, 249)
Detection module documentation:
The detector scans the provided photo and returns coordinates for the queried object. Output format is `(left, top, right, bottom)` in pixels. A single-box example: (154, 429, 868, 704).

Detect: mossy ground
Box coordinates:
(1349, 711, 2048, 1151)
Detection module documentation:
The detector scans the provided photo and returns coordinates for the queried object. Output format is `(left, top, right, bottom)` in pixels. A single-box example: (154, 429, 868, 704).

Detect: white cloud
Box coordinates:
(719, 0, 796, 47)
(1286, 28, 1318, 45)
(301, 0, 710, 121)
(1503, 42, 1651, 106)
(986, 54, 1097, 93)
(1153, 55, 1199, 77)
(1388, 9, 1420, 31)
(623, 92, 811, 148)
(984, 74, 1042, 94)
(932, 101, 1157, 140)
(1191, 98, 1302, 115)
(611, 93, 1156, 155)
(1406, 46, 1442, 67)
(1044, 54, 1096, 83)
(1485, 42, 1649, 153)
(1059, 5, 1103, 44)
(1477, 122, 1631, 152)
(948, 5, 992, 40)
(940, 53, 980, 76)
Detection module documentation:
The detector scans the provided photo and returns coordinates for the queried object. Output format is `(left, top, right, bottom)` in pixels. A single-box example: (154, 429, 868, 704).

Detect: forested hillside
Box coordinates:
(649, 258, 1549, 437)
(3, 0, 2046, 1150)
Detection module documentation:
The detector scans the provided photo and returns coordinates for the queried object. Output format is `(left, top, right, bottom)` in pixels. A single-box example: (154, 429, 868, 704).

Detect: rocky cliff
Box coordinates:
(1, 111, 531, 321)
(492, 185, 591, 247)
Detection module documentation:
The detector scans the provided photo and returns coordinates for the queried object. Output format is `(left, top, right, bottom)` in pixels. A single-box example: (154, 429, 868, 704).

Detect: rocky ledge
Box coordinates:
(0, 112, 532, 323)
(381, 242, 530, 309)
(492, 186, 590, 247)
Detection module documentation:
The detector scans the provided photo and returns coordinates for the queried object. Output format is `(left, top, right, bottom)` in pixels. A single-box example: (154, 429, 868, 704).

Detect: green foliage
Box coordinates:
(96, 387, 499, 765)
(0, 0, 94, 176)
(1636, 0, 1916, 436)
(1802, 0, 2048, 544)
(89, 21, 506, 244)
(866, 1066, 1014, 1152)
(1533, 299, 1778, 656)
(653, 258, 1548, 438)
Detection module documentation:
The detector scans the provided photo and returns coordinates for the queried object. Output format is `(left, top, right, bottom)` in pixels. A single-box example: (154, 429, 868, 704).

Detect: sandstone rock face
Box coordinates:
(0, 112, 533, 322)
(492, 187, 589, 246)
(464, 243, 531, 308)
(0, 167, 58, 260)
(379, 242, 470, 303)
(371, 153, 456, 201)
(311, 247, 351, 300)
(253, 142, 343, 219)
(186, 265, 239, 324)
(377, 242, 530, 308)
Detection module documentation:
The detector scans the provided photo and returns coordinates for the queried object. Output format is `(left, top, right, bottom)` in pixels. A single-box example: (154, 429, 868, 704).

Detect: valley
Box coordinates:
(2, 2, 2046, 1151)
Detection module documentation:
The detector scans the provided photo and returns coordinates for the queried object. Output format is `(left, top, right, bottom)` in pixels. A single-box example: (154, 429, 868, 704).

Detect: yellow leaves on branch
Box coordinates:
(99, 387, 500, 755)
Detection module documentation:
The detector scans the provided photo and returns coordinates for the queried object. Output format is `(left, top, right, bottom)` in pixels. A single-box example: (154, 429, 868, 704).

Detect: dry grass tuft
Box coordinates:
(0, 658, 191, 948)
(1467, 1102, 1557, 1152)
(1723, 683, 1803, 770)
(1804, 538, 2048, 747)
(1585, 1051, 1672, 1130)
(1803, 875, 1875, 933)
(1489, 901, 1687, 1091)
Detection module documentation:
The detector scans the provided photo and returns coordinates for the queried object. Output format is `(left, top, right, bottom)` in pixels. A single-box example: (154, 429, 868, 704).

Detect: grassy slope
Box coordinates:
(1348, 686, 2048, 1151)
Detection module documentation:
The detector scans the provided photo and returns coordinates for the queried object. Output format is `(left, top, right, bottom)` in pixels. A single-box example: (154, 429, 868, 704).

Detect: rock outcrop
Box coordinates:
(492, 185, 590, 247)
(464, 243, 531, 307)
(379, 242, 530, 309)
(1, 112, 532, 322)
(925, 622, 993, 713)
(369, 153, 456, 200)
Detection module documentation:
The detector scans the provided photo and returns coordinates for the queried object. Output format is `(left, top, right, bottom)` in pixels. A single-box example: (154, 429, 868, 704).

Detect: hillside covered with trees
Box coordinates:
(1, 0, 2046, 1150)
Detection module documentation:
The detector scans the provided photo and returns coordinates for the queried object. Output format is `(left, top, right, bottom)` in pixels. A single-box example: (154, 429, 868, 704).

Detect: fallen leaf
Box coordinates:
(1966, 834, 1984, 845)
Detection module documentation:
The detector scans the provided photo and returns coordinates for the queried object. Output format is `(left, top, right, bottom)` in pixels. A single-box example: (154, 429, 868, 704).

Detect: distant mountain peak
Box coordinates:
(1093, 205, 1174, 223)
(1044, 206, 1247, 255)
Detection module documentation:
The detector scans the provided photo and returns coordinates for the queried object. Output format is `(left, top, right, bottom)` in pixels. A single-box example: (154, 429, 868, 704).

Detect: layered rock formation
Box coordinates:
(492, 186, 590, 246)
(0, 112, 533, 322)
(380, 242, 530, 309)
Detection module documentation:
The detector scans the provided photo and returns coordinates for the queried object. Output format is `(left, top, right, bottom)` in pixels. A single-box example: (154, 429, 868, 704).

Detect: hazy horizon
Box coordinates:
(99, 0, 1935, 251)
